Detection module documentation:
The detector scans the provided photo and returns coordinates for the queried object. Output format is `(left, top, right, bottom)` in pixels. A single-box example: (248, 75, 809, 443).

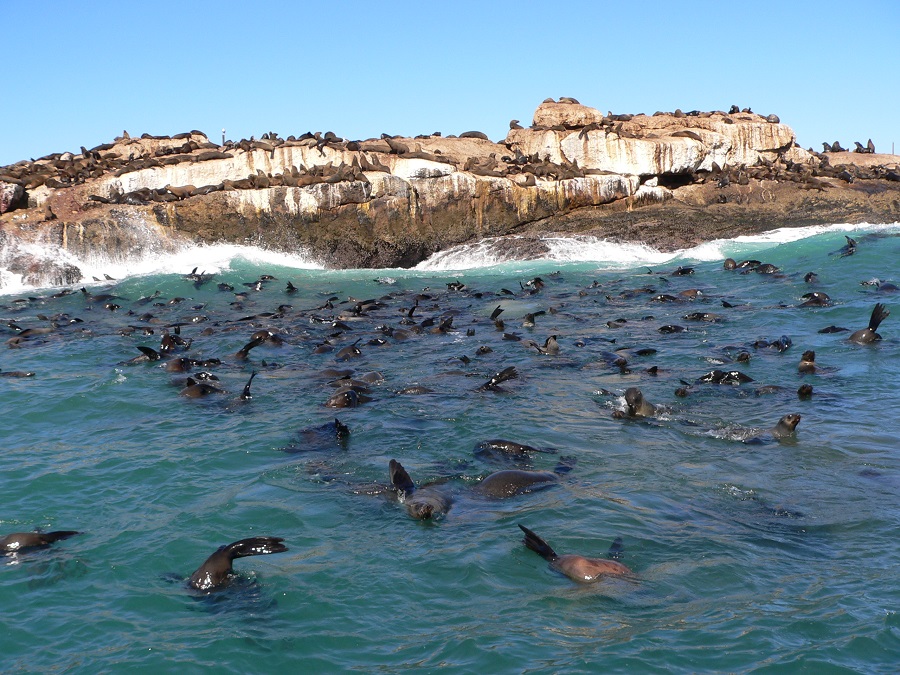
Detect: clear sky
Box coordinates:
(2, 1, 898, 166)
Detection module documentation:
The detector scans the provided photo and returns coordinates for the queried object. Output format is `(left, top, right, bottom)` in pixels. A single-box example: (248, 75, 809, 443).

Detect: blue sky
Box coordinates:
(2, 1, 898, 166)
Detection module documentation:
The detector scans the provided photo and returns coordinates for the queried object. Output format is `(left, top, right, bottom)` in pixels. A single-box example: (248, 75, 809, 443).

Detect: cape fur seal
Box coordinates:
(518, 524, 632, 583)
(849, 303, 889, 344)
(611, 387, 657, 419)
(772, 413, 801, 438)
(744, 414, 801, 444)
(473, 469, 560, 498)
(389, 459, 453, 520)
(474, 439, 554, 461)
(1, 530, 80, 554)
(188, 536, 288, 591)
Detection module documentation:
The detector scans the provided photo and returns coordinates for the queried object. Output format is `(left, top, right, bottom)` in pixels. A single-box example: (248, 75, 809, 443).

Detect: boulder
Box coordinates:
(532, 101, 605, 128)
(0, 180, 24, 214)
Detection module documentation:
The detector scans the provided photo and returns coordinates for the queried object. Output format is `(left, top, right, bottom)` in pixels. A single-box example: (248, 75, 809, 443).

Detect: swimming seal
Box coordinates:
(615, 387, 657, 418)
(389, 459, 453, 520)
(798, 351, 817, 374)
(1, 530, 80, 554)
(849, 303, 889, 344)
(518, 524, 632, 583)
(474, 439, 553, 461)
(282, 418, 350, 453)
(771, 413, 801, 439)
(477, 366, 518, 392)
(473, 469, 560, 498)
(188, 536, 288, 591)
(696, 369, 754, 385)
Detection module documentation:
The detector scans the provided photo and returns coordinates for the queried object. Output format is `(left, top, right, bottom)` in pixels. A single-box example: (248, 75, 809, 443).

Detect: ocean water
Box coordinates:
(1, 223, 899, 673)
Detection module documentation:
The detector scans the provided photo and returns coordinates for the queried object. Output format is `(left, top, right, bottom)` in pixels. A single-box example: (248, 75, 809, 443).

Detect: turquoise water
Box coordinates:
(1, 225, 899, 673)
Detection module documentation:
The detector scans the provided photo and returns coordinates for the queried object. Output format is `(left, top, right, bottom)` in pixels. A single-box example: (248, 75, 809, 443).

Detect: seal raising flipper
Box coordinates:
(518, 524, 632, 583)
(388, 459, 453, 520)
(389, 459, 416, 493)
(240, 371, 258, 400)
(519, 523, 559, 561)
(1, 530, 80, 554)
(188, 536, 288, 591)
(849, 303, 889, 344)
(478, 366, 518, 391)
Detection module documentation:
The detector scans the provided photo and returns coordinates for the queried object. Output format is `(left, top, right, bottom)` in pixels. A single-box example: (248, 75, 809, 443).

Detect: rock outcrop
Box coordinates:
(0, 181, 24, 214)
(2, 99, 899, 286)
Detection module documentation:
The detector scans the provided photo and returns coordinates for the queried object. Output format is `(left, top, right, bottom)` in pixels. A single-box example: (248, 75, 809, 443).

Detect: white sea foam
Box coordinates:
(3, 221, 899, 295)
(415, 222, 900, 271)
(0, 240, 323, 296)
(77, 242, 324, 280)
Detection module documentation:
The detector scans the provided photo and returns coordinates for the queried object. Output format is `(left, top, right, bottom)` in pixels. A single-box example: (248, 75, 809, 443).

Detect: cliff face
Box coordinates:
(2, 99, 899, 286)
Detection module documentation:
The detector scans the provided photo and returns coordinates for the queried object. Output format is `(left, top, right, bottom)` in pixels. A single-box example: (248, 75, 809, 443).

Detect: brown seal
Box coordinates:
(1, 530, 80, 554)
(849, 303, 889, 344)
(472, 469, 559, 498)
(518, 524, 632, 583)
(188, 536, 288, 591)
(771, 414, 802, 438)
(389, 459, 453, 520)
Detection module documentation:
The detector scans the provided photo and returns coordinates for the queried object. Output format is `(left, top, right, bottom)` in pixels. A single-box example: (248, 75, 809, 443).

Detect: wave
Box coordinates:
(2, 221, 899, 295)
(415, 222, 900, 272)
(0, 241, 323, 296)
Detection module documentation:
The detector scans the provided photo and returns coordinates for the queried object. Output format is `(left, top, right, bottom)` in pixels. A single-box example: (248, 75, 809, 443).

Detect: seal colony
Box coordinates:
(2, 98, 900, 286)
(1, 222, 894, 596)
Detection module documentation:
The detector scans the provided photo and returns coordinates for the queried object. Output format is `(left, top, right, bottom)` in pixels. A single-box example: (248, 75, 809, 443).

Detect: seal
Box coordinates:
(281, 418, 350, 453)
(1, 530, 80, 554)
(472, 469, 560, 498)
(518, 524, 632, 583)
(771, 413, 802, 439)
(696, 369, 754, 385)
(849, 303, 889, 344)
(474, 439, 554, 462)
(798, 350, 817, 374)
(477, 366, 518, 392)
(188, 536, 288, 591)
(324, 387, 372, 408)
(619, 387, 657, 418)
(389, 459, 453, 520)
(800, 292, 831, 307)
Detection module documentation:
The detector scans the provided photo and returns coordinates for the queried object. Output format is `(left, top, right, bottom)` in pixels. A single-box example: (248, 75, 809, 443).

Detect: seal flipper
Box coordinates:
(189, 536, 288, 591)
(479, 366, 518, 391)
(137, 346, 161, 361)
(389, 459, 416, 494)
(869, 303, 890, 331)
(240, 371, 258, 400)
(235, 336, 266, 360)
(607, 536, 624, 560)
(334, 419, 350, 441)
(224, 536, 287, 559)
(519, 524, 558, 561)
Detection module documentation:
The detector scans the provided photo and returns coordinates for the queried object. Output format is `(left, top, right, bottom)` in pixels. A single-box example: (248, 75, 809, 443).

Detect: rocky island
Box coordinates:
(1, 98, 899, 286)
